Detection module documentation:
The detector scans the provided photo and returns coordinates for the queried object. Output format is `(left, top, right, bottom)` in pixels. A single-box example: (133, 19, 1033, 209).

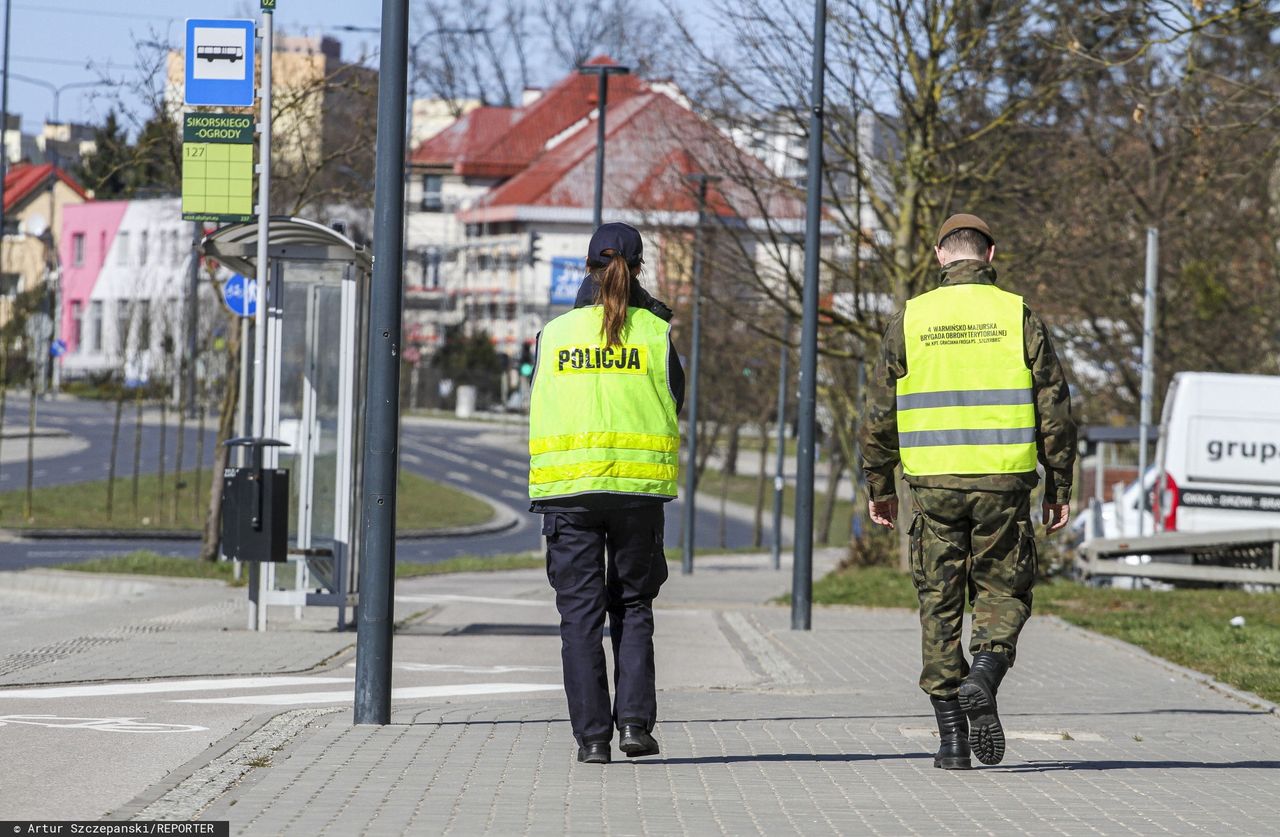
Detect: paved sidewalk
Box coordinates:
(163, 553, 1280, 835)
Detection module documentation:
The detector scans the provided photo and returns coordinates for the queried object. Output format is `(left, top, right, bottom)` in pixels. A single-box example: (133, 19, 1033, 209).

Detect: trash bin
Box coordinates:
(455, 384, 477, 418)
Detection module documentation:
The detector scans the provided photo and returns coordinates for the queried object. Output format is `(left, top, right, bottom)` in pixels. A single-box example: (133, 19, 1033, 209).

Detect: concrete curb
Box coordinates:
(8, 528, 201, 540)
(1043, 614, 1280, 716)
(112, 706, 342, 821)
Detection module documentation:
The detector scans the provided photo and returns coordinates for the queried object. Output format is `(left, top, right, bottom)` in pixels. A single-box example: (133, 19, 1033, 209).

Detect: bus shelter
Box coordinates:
(202, 217, 371, 630)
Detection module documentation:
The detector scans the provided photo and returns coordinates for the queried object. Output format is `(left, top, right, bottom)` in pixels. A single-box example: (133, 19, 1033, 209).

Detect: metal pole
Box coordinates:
(237, 318, 249, 467)
(1137, 226, 1158, 536)
(592, 72, 607, 228)
(251, 8, 273, 440)
(771, 314, 791, 571)
(185, 221, 200, 417)
(791, 0, 826, 631)
(0, 0, 13, 271)
(681, 175, 712, 576)
(355, 0, 410, 726)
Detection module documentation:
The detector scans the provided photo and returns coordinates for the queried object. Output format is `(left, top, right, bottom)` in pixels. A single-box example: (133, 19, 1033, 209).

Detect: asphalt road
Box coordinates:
(0, 405, 760, 571)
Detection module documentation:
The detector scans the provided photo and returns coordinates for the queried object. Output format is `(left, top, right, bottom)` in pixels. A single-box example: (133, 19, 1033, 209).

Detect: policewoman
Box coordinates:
(528, 222, 685, 765)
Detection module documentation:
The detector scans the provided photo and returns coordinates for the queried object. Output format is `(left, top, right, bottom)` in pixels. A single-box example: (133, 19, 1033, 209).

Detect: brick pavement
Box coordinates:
(190, 554, 1280, 836)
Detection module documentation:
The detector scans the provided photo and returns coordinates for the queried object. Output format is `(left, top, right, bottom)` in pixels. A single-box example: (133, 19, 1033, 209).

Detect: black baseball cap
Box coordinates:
(587, 222, 644, 268)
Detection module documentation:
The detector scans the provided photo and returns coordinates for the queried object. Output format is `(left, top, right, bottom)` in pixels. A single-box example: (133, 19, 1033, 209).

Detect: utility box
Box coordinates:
(221, 466, 290, 562)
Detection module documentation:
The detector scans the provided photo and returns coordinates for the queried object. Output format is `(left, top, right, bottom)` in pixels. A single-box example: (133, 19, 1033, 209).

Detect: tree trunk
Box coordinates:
(818, 447, 846, 546)
(131, 393, 143, 519)
(201, 323, 240, 561)
(173, 396, 186, 524)
(24, 378, 35, 522)
(157, 400, 168, 523)
(106, 395, 124, 520)
(694, 419, 723, 483)
(752, 419, 770, 548)
(723, 423, 741, 477)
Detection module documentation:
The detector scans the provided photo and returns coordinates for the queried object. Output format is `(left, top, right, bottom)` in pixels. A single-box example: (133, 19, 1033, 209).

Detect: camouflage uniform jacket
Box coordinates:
(860, 259, 1077, 504)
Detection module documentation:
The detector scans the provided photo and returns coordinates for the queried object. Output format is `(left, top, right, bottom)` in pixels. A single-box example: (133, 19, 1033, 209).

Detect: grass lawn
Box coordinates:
(810, 565, 1280, 704)
(60, 551, 246, 585)
(397, 553, 544, 577)
(0, 469, 492, 532)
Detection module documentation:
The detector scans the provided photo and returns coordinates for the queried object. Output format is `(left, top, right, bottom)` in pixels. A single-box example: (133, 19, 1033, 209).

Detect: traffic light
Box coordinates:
(527, 231, 541, 266)
(519, 341, 535, 378)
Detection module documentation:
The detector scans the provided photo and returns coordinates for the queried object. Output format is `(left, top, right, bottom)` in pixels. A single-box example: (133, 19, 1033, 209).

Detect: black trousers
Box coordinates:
(542, 505, 669, 746)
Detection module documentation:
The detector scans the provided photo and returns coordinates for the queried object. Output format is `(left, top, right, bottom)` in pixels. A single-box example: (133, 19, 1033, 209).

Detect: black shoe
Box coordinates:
(959, 651, 1010, 766)
(930, 696, 971, 770)
(576, 742, 611, 764)
(618, 724, 660, 758)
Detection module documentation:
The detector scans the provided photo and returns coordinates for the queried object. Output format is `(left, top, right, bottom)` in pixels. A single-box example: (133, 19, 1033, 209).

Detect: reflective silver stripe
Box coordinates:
(896, 389, 1032, 411)
(899, 427, 1036, 448)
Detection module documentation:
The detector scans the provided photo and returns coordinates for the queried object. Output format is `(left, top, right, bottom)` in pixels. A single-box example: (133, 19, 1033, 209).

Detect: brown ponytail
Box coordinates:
(592, 251, 633, 347)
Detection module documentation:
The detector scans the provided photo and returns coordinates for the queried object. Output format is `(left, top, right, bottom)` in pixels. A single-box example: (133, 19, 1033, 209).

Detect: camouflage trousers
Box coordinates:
(908, 486, 1037, 699)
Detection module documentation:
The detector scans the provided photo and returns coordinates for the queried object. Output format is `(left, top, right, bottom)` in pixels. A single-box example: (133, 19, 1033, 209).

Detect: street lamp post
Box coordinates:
(7, 75, 107, 124)
(792, 0, 827, 631)
(354, 0, 411, 727)
(577, 63, 630, 229)
(680, 172, 719, 576)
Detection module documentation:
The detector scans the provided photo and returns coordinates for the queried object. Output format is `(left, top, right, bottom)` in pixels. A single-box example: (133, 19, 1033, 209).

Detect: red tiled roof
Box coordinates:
(410, 107, 518, 168)
(4, 163, 88, 213)
(466, 92, 801, 221)
(410, 55, 646, 179)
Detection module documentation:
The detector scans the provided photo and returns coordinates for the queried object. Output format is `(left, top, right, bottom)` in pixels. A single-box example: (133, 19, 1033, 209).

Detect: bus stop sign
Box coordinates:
(185, 19, 256, 107)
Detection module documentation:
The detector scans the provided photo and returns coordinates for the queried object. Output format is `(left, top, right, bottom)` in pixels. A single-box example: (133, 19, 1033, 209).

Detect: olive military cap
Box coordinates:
(935, 213, 993, 248)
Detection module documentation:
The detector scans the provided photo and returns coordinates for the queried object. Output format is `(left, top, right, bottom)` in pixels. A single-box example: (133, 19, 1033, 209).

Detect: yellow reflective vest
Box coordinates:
(896, 283, 1037, 476)
(528, 305, 679, 500)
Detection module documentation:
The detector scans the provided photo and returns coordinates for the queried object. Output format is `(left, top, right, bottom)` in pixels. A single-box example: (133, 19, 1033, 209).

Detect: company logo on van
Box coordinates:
(1206, 440, 1279, 464)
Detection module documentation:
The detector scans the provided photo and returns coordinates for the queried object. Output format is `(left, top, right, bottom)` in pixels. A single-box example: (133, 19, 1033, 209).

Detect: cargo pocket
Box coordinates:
(1013, 519, 1038, 595)
(908, 512, 925, 590)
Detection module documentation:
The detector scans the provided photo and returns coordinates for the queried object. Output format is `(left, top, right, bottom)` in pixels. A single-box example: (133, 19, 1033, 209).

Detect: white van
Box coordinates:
(1153, 372, 1280, 533)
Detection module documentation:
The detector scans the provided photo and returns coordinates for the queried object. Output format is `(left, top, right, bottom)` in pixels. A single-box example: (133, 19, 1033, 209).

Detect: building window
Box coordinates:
(0, 273, 20, 298)
(71, 301, 83, 349)
(72, 233, 85, 267)
(421, 174, 443, 212)
(140, 231, 149, 265)
(117, 232, 130, 266)
(89, 300, 103, 352)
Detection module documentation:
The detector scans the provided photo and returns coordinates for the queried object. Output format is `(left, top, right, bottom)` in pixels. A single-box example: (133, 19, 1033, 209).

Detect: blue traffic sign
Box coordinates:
(222, 273, 257, 317)
(549, 257, 584, 306)
(185, 19, 256, 107)
(50, 338, 68, 358)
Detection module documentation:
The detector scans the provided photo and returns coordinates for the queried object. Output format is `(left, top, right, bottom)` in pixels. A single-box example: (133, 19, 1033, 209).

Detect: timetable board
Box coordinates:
(182, 113, 255, 223)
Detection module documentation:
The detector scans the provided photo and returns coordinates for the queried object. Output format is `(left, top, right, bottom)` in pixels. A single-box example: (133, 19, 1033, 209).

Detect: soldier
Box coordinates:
(529, 223, 684, 765)
(860, 213, 1076, 769)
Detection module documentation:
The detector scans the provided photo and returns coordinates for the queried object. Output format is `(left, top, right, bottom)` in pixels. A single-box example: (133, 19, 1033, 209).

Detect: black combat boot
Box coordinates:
(958, 651, 1010, 765)
(929, 697, 971, 770)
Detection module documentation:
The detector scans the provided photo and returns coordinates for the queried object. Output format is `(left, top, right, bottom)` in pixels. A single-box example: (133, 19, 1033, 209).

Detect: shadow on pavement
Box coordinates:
(646, 752, 931, 766)
(1004, 760, 1280, 772)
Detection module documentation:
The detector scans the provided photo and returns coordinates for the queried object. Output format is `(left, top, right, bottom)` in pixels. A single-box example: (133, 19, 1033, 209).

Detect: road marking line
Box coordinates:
(501, 489, 527, 501)
(0, 676, 352, 699)
(445, 470, 472, 483)
(175, 682, 561, 706)
(395, 594, 549, 607)
(69, 465, 83, 473)
(403, 452, 423, 465)
(344, 662, 560, 674)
